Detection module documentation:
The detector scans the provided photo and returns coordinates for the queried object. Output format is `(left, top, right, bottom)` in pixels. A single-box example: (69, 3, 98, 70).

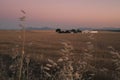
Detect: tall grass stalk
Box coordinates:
(18, 10, 26, 80)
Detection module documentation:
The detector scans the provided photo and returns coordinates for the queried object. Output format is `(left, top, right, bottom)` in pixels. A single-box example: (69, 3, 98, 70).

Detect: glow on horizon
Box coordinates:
(0, 0, 120, 28)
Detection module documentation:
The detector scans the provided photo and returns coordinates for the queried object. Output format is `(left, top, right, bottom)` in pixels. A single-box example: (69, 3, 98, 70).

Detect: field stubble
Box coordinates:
(0, 30, 120, 80)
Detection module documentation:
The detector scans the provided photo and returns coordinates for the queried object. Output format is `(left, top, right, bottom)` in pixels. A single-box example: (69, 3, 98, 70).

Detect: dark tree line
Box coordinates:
(56, 28, 82, 33)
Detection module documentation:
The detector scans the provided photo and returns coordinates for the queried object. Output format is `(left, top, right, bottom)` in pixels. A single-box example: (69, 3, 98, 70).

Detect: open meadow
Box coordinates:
(0, 30, 120, 80)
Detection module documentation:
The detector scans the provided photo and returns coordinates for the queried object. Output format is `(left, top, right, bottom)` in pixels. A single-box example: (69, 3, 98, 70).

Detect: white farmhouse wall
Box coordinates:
(90, 31, 98, 33)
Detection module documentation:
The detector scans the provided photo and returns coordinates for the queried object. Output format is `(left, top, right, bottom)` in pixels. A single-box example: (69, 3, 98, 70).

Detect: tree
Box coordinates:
(71, 29, 77, 33)
(77, 29, 82, 33)
(56, 28, 61, 33)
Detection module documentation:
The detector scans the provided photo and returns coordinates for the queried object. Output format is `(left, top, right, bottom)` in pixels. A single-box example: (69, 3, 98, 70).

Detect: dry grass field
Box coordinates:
(0, 30, 120, 80)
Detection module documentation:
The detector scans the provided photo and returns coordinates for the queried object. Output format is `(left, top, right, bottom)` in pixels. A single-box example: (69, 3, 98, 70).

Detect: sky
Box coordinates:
(0, 0, 120, 29)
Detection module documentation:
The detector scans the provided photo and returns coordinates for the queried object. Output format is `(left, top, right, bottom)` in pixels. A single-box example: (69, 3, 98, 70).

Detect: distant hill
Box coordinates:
(26, 27, 54, 30)
(79, 27, 93, 30)
(96, 27, 120, 32)
(77, 27, 120, 32)
(101, 27, 120, 30)
(79, 27, 120, 31)
(0, 26, 119, 31)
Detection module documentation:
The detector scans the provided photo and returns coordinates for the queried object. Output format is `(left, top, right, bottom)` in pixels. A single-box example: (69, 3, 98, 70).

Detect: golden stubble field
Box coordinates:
(0, 30, 120, 80)
(0, 30, 120, 61)
(0, 30, 119, 57)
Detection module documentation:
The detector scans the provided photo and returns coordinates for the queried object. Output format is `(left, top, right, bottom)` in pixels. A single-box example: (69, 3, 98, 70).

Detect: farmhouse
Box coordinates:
(82, 30, 90, 34)
(82, 30, 98, 34)
(90, 31, 98, 33)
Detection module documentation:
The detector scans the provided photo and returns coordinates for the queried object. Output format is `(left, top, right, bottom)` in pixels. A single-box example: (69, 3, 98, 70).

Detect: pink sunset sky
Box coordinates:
(0, 0, 120, 29)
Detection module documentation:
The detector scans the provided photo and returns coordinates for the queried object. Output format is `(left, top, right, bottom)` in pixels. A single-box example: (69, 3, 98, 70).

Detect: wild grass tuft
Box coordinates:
(108, 46, 120, 80)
